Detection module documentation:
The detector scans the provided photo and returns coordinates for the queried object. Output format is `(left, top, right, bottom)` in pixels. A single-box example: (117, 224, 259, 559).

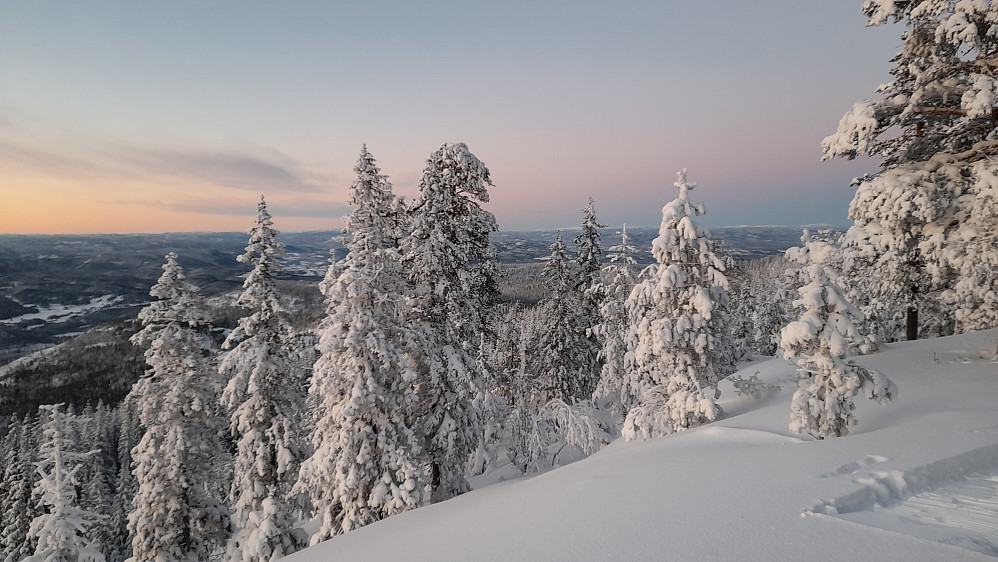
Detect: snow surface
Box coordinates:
(286, 329, 998, 561)
(0, 295, 124, 325)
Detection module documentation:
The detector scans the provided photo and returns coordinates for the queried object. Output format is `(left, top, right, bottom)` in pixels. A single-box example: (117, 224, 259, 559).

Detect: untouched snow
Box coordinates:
(288, 330, 998, 561)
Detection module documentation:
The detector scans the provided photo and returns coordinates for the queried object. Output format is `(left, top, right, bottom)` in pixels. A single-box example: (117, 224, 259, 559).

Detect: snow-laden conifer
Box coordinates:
(78, 403, 114, 562)
(840, 143, 998, 336)
(574, 197, 607, 290)
(533, 232, 601, 404)
(220, 196, 305, 560)
(622, 170, 736, 440)
(127, 252, 229, 561)
(1, 414, 38, 562)
(106, 406, 138, 562)
(401, 142, 496, 502)
(404, 142, 500, 346)
(25, 404, 105, 562)
(945, 153, 998, 332)
(592, 225, 641, 418)
(781, 231, 897, 440)
(296, 146, 427, 542)
(823, 1, 998, 167)
(823, 1, 998, 339)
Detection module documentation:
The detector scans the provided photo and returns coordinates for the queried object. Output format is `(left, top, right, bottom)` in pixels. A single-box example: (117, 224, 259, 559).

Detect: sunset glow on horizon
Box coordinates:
(1, 2, 898, 235)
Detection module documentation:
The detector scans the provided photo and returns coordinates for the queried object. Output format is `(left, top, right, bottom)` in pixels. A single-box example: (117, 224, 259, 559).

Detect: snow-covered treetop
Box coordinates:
(606, 223, 638, 272)
(574, 197, 606, 286)
(345, 144, 396, 254)
(651, 169, 717, 271)
(404, 142, 498, 333)
(823, 0, 998, 167)
(148, 252, 196, 304)
(543, 231, 573, 297)
(782, 229, 870, 360)
(419, 142, 493, 203)
(132, 252, 205, 346)
(235, 195, 285, 316)
(408, 142, 497, 252)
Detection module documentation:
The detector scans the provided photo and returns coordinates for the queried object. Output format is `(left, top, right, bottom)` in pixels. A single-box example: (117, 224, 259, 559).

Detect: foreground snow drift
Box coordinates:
(289, 330, 998, 561)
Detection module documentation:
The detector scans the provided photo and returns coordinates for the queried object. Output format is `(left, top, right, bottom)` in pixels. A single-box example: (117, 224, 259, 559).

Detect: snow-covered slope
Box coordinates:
(289, 330, 998, 561)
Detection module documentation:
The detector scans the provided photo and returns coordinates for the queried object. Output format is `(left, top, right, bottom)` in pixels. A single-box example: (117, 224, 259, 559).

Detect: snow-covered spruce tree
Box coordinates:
(726, 268, 758, 361)
(220, 196, 305, 560)
(79, 403, 115, 562)
(622, 170, 736, 440)
(467, 338, 508, 478)
(574, 197, 607, 291)
(1, 413, 38, 562)
(25, 404, 105, 562)
(296, 145, 427, 542)
(401, 142, 497, 502)
(0, 418, 22, 562)
(106, 405, 138, 562)
(573, 198, 607, 391)
(592, 225, 641, 419)
(127, 252, 229, 561)
(781, 231, 897, 440)
(823, 1, 998, 338)
(531, 232, 601, 405)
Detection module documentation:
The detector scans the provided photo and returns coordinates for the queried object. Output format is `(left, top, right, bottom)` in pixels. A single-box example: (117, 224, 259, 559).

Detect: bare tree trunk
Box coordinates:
(906, 306, 919, 341)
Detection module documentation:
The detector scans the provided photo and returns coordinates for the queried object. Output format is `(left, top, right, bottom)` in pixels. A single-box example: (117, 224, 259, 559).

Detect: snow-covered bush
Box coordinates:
(728, 372, 779, 402)
(781, 232, 897, 440)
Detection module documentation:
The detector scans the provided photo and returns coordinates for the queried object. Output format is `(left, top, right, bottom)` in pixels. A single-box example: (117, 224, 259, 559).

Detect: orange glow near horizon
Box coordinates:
(3, 175, 347, 235)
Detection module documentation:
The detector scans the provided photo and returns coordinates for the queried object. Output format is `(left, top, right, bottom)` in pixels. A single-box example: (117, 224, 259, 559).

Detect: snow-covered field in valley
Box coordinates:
(289, 329, 998, 562)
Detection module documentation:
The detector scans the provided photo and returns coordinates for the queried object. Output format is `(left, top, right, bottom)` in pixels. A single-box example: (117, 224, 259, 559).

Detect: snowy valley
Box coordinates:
(0, 225, 817, 365)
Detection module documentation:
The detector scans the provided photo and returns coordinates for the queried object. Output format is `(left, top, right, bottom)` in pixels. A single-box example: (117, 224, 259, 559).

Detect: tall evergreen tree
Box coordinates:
(1, 413, 38, 562)
(622, 170, 736, 440)
(297, 146, 427, 542)
(25, 404, 105, 562)
(106, 405, 138, 562)
(79, 403, 115, 562)
(532, 232, 601, 405)
(574, 197, 607, 291)
(823, 0, 998, 338)
(823, 1, 998, 167)
(592, 225, 641, 418)
(221, 196, 305, 560)
(401, 142, 497, 502)
(404, 142, 500, 346)
(127, 253, 229, 561)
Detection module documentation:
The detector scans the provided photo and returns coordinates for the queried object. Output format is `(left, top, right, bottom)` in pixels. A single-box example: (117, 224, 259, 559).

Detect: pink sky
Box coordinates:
(0, 2, 898, 234)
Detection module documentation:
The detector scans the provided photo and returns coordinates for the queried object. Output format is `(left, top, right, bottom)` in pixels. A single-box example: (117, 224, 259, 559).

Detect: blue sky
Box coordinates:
(0, 1, 901, 233)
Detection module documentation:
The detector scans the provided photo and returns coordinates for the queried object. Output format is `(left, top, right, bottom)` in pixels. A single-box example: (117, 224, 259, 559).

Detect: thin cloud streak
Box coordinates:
(114, 197, 351, 219)
(0, 116, 332, 195)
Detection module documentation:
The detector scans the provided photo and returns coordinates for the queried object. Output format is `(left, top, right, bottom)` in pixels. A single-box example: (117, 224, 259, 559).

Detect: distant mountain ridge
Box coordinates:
(0, 225, 841, 363)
